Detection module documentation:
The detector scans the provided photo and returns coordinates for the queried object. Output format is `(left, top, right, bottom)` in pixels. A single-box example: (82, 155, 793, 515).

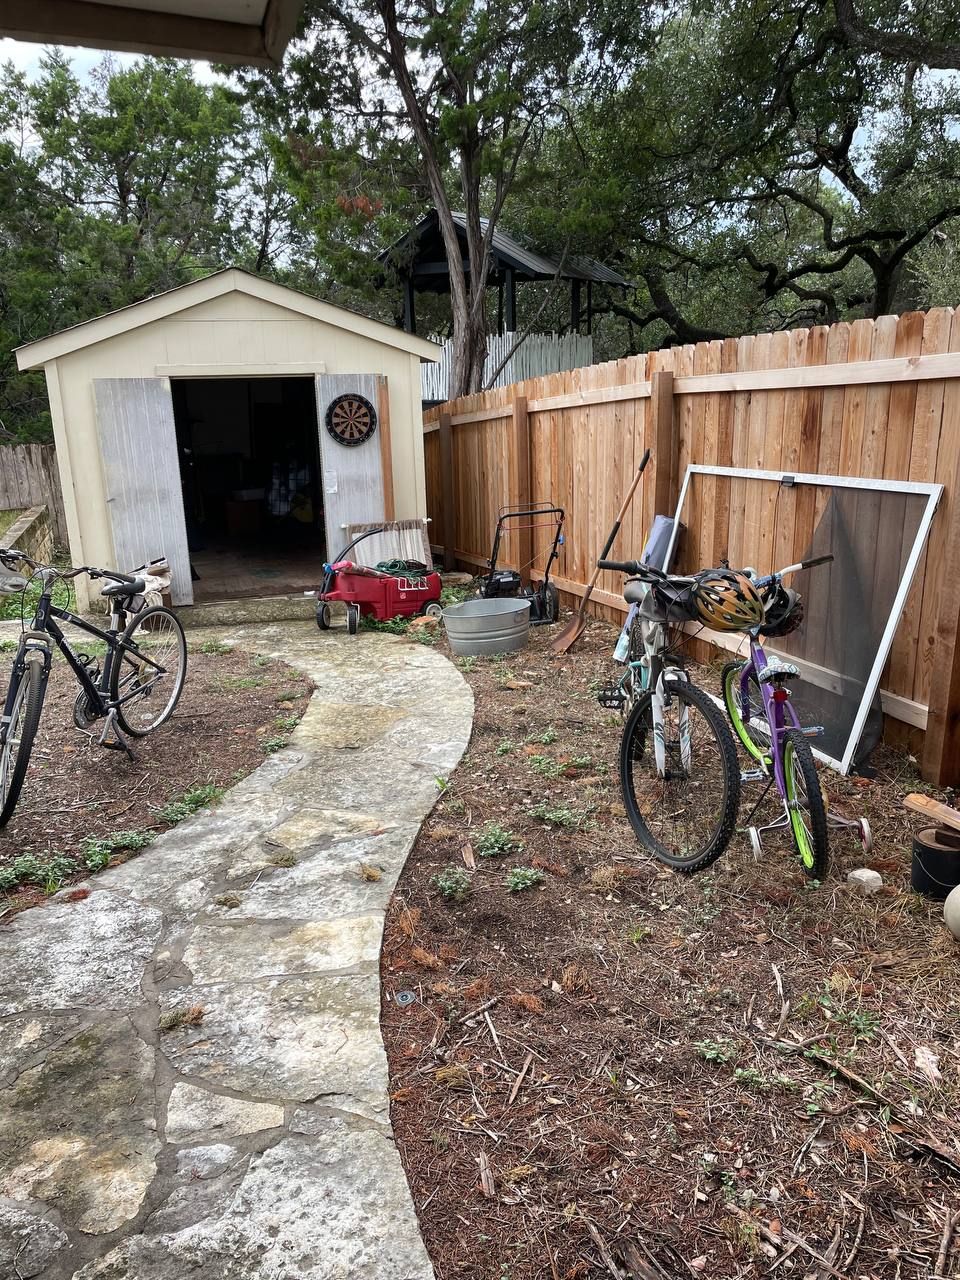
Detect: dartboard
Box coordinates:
(325, 393, 378, 447)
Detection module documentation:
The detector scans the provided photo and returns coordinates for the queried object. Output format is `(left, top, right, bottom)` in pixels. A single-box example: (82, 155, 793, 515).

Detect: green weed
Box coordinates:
(474, 822, 521, 858)
(694, 1038, 739, 1065)
(262, 735, 288, 753)
(158, 783, 224, 825)
(81, 829, 153, 871)
(430, 866, 472, 902)
(196, 639, 231, 655)
(456, 655, 478, 672)
(0, 852, 76, 895)
(495, 739, 515, 755)
(274, 715, 299, 731)
(217, 674, 264, 691)
(527, 754, 563, 779)
(530, 803, 582, 828)
(505, 867, 545, 893)
(526, 727, 558, 745)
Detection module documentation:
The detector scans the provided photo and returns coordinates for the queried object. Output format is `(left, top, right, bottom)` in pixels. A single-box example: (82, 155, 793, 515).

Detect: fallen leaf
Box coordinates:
(461, 842, 476, 869)
(359, 863, 382, 882)
(503, 678, 532, 690)
(689, 1257, 708, 1272)
(914, 1044, 941, 1085)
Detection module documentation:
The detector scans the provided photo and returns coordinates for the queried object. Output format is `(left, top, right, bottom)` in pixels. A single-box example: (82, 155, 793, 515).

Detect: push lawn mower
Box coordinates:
(316, 526, 442, 635)
(477, 502, 565, 625)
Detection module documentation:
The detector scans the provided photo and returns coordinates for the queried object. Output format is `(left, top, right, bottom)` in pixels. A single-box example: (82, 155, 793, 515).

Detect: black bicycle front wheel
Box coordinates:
(0, 658, 45, 828)
(619, 680, 740, 873)
(111, 607, 187, 736)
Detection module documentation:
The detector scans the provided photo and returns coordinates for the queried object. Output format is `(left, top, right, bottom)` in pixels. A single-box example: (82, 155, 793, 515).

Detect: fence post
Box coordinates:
(650, 370, 676, 516)
(512, 395, 533, 585)
(923, 451, 960, 786)
(438, 412, 457, 572)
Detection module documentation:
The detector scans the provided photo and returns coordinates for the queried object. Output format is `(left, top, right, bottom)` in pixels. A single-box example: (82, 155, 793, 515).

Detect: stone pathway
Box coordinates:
(0, 623, 473, 1279)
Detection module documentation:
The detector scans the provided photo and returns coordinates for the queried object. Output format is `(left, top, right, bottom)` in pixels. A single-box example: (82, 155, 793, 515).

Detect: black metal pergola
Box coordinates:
(378, 210, 631, 336)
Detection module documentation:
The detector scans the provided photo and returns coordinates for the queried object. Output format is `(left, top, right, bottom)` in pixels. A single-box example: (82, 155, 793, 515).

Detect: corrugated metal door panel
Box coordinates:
(315, 374, 385, 558)
(93, 378, 194, 606)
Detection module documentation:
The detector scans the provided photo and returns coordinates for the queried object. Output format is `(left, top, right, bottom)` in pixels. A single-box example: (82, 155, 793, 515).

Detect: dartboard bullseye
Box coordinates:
(325, 394, 378, 447)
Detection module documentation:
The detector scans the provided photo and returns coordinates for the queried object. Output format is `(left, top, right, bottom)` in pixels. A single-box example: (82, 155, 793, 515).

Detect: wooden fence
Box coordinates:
(0, 443, 67, 545)
(423, 308, 960, 786)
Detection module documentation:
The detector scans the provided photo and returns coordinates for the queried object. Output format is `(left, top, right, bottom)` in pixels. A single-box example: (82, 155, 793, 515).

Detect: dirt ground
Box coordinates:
(382, 617, 960, 1280)
(0, 643, 311, 914)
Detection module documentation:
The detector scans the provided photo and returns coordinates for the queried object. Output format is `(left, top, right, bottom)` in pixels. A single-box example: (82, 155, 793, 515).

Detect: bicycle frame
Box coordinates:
(0, 584, 168, 745)
(614, 584, 691, 776)
(736, 634, 802, 797)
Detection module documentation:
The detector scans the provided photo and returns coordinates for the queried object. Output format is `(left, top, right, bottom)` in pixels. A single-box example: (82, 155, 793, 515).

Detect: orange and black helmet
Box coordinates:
(692, 568, 765, 632)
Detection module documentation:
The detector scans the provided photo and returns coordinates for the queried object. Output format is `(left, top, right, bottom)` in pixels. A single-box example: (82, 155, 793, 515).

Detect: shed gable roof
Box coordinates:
(15, 269, 440, 370)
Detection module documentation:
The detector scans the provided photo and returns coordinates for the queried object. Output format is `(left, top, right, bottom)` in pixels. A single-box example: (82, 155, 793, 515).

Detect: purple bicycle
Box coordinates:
(720, 554, 871, 880)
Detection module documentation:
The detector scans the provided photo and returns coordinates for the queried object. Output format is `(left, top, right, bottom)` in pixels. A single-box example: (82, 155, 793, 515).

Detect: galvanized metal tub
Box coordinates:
(442, 598, 531, 656)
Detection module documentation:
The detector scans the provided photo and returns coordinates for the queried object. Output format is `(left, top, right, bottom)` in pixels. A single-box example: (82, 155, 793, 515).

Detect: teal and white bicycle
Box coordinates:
(597, 557, 741, 873)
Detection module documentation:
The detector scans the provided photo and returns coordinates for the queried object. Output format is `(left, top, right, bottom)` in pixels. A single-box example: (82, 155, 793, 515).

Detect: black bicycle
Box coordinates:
(0, 548, 187, 828)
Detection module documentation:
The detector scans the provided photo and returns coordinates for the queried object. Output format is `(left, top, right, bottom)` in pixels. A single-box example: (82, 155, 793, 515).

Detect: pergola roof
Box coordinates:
(1, 0, 305, 68)
(380, 210, 631, 294)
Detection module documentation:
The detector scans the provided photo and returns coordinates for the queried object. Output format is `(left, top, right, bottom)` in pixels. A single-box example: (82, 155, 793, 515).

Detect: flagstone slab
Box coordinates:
(0, 1017, 158, 1235)
(0, 891, 162, 1017)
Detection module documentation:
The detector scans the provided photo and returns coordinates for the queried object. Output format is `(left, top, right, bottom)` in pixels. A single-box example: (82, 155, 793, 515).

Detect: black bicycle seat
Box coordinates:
(101, 578, 145, 597)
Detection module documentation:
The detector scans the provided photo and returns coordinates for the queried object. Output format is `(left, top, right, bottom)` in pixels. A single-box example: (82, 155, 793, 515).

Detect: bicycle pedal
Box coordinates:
(740, 768, 768, 783)
(596, 683, 626, 711)
(800, 725, 824, 738)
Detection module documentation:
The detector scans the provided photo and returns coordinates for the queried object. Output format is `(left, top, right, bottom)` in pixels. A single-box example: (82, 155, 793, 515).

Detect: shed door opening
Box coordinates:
(172, 377, 324, 602)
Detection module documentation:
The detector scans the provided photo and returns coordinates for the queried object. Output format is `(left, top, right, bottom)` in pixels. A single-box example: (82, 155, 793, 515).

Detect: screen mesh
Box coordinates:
(761, 486, 928, 769)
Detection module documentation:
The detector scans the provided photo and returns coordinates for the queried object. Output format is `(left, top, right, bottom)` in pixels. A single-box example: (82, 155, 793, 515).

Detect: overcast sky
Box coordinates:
(0, 37, 218, 82)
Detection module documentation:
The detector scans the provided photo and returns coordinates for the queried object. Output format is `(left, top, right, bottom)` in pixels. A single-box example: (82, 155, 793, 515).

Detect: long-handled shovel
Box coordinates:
(550, 448, 651, 655)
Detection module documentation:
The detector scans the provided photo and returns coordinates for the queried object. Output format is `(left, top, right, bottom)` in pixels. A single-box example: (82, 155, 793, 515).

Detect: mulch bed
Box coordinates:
(0, 644, 312, 915)
(382, 618, 960, 1280)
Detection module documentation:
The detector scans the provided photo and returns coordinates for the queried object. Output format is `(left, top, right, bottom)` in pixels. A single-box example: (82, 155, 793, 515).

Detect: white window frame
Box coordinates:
(663, 465, 943, 774)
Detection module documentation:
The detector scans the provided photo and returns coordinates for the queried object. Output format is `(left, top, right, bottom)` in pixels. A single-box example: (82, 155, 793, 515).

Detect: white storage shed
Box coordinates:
(15, 269, 439, 609)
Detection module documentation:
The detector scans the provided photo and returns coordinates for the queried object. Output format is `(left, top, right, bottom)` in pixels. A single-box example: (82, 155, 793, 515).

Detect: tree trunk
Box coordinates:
(871, 260, 901, 317)
(449, 303, 488, 398)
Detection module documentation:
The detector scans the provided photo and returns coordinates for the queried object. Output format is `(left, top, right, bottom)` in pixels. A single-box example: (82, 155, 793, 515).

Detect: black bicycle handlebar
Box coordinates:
(0, 547, 142, 585)
(598, 558, 666, 579)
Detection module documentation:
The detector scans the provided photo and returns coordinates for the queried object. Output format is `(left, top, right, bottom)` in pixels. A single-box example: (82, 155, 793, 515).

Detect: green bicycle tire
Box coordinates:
(619, 680, 741, 874)
(783, 729, 829, 880)
(722, 660, 771, 767)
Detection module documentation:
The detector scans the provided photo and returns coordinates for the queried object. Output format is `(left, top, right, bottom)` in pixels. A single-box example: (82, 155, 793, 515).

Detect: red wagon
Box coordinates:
(315, 528, 442, 635)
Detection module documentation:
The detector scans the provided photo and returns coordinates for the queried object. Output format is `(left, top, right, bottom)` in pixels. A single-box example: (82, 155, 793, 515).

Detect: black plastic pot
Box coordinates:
(912, 827, 960, 901)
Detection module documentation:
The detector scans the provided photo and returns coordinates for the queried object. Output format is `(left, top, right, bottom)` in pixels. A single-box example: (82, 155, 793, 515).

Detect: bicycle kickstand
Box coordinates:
(98, 709, 138, 761)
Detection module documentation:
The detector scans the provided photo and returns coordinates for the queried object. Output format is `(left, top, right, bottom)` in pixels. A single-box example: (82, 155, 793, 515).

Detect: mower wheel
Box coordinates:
(316, 602, 332, 630)
(423, 602, 444, 619)
(346, 603, 360, 636)
(542, 581, 560, 624)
